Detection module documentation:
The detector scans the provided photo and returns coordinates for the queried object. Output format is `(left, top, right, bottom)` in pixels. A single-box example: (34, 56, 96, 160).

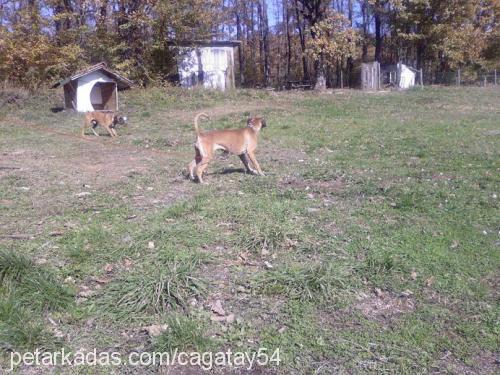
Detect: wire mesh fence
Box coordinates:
(433, 69, 498, 86)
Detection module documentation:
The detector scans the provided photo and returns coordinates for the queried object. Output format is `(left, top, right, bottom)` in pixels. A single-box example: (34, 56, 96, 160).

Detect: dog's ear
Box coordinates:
(261, 118, 267, 128)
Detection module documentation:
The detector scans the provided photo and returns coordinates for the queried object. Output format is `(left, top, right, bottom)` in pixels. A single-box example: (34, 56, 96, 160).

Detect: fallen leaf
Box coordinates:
(103, 263, 114, 273)
(425, 276, 435, 287)
(148, 241, 155, 249)
(144, 324, 168, 337)
(400, 290, 413, 298)
(210, 300, 226, 316)
(76, 192, 91, 198)
(54, 329, 65, 338)
(225, 313, 235, 324)
(410, 270, 417, 280)
(122, 258, 133, 270)
(78, 288, 94, 298)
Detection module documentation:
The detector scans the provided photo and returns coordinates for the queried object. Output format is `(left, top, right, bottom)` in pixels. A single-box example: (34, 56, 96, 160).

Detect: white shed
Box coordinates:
(380, 63, 416, 89)
(398, 63, 416, 89)
(169, 41, 240, 91)
(52, 63, 133, 112)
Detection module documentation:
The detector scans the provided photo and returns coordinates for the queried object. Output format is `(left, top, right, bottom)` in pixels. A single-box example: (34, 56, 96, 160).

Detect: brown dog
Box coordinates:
(81, 111, 127, 138)
(188, 113, 266, 183)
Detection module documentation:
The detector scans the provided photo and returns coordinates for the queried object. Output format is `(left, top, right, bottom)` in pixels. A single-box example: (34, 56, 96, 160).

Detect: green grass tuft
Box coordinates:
(253, 262, 352, 301)
(153, 314, 214, 353)
(0, 249, 74, 311)
(97, 250, 207, 317)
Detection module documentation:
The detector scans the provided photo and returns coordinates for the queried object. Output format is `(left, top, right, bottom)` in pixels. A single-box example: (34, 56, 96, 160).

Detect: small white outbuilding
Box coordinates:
(398, 63, 416, 89)
(381, 63, 416, 89)
(52, 63, 133, 112)
(169, 41, 240, 91)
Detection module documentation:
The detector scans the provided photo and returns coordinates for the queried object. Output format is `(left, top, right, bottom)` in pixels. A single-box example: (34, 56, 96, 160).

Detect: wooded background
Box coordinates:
(0, 0, 498, 90)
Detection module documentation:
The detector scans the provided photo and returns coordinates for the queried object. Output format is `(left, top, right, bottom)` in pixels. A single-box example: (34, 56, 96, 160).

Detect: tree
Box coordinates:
(295, 0, 329, 88)
(306, 10, 358, 89)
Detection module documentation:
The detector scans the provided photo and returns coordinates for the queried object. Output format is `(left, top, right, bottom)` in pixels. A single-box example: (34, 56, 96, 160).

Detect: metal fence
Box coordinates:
(433, 69, 498, 86)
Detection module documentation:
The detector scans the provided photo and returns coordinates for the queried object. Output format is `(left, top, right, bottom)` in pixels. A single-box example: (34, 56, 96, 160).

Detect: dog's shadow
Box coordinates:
(219, 167, 246, 175)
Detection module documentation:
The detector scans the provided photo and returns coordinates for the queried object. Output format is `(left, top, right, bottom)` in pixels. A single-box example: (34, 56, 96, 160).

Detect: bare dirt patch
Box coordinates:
(279, 176, 346, 194)
(432, 350, 499, 375)
(0, 124, 197, 240)
(355, 289, 415, 323)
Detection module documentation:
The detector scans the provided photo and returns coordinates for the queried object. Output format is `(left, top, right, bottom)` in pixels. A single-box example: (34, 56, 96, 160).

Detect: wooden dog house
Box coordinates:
(52, 63, 133, 112)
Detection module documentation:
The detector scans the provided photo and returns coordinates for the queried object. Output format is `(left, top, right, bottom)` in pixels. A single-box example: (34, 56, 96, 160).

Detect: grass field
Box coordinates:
(0, 86, 498, 373)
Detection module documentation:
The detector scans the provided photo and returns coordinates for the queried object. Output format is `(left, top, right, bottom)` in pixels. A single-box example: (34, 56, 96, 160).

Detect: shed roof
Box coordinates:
(52, 63, 133, 90)
(167, 40, 241, 48)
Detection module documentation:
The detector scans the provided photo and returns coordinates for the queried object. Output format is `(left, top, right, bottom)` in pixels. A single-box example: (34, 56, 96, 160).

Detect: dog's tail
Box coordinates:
(194, 112, 209, 136)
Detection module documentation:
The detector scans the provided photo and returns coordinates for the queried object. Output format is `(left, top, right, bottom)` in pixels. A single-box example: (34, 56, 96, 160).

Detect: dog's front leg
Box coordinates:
(104, 125, 115, 137)
(239, 153, 258, 175)
(195, 157, 212, 184)
(188, 159, 197, 180)
(247, 151, 265, 176)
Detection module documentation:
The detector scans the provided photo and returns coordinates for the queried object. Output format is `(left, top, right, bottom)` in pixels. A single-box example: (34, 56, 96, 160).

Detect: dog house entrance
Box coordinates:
(90, 82, 117, 110)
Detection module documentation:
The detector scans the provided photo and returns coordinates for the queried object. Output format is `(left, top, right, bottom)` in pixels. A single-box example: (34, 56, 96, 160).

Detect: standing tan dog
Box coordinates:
(188, 113, 266, 183)
(81, 111, 127, 138)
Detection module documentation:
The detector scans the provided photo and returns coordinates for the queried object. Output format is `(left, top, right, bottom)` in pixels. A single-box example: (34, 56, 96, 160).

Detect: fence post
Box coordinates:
(484, 75, 487, 86)
(340, 70, 343, 89)
(457, 69, 461, 86)
(495, 70, 497, 86)
(419, 68, 423, 88)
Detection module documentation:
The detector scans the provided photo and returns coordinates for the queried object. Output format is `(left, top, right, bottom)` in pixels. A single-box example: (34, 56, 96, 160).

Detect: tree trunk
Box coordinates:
(361, 0, 368, 61)
(315, 59, 327, 90)
(235, 1, 245, 86)
(294, 0, 309, 81)
(374, 4, 382, 62)
(257, 0, 270, 87)
(346, 0, 353, 86)
(285, 0, 292, 80)
(262, 0, 270, 86)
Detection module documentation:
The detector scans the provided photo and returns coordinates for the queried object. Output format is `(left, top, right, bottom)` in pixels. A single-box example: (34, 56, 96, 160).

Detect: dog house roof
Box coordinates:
(52, 63, 133, 90)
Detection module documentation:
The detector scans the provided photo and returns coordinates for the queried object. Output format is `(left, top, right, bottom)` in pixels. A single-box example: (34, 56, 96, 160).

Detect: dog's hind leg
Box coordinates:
(188, 146, 202, 180)
(104, 125, 115, 137)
